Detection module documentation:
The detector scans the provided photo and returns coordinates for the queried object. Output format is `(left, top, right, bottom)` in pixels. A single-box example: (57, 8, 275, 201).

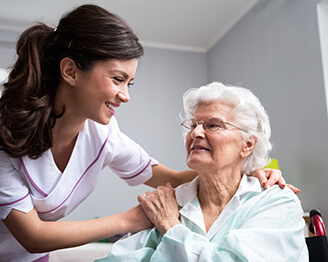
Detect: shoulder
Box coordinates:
(0, 149, 20, 171)
(239, 175, 303, 214)
(263, 184, 299, 202)
(244, 184, 304, 218)
(242, 175, 299, 203)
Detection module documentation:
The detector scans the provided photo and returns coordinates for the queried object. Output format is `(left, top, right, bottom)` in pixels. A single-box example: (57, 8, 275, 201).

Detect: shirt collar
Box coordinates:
(175, 173, 262, 239)
(175, 174, 262, 207)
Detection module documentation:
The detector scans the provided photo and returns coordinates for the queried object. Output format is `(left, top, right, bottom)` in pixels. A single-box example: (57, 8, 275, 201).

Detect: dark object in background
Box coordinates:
(306, 209, 328, 262)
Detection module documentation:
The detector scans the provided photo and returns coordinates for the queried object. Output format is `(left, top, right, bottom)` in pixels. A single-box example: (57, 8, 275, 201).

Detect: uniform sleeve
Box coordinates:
(105, 117, 159, 186)
(150, 187, 308, 262)
(0, 150, 33, 220)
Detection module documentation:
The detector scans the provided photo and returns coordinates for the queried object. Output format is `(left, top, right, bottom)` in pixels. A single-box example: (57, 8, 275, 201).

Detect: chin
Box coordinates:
(187, 159, 202, 170)
(103, 118, 112, 125)
(94, 116, 113, 126)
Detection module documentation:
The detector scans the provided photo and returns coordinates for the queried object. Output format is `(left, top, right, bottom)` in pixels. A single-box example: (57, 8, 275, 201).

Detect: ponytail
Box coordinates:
(0, 4, 143, 159)
(0, 23, 57, 158)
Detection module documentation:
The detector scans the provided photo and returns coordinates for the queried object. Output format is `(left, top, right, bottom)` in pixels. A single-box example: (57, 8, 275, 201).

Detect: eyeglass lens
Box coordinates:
(182, 118, 224, 132)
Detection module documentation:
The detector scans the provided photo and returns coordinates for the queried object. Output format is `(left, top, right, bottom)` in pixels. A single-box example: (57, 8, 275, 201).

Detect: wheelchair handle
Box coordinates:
(309, 209, 326, 236)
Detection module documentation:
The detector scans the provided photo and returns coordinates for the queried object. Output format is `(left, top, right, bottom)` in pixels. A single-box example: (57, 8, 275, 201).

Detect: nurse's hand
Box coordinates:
(123, 205, 154, 233)
(251, 169, 300, 194)
(138, 183, 180, 235)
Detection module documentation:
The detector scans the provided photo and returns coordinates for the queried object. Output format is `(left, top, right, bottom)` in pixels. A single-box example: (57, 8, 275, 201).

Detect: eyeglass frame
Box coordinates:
(180, 117, 248, 133)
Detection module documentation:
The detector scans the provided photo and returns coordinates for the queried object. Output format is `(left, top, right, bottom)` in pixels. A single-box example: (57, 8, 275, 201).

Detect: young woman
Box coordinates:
(0, 5, 289, 262)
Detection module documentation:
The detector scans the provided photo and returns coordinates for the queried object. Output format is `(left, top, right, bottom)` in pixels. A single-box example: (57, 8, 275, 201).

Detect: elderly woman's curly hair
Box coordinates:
(181, 82, 272, 174)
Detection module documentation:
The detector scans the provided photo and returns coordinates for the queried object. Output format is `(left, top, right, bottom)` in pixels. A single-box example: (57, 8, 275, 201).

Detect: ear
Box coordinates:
(60, 58, 78, 86)
(240, 136, 257, 159)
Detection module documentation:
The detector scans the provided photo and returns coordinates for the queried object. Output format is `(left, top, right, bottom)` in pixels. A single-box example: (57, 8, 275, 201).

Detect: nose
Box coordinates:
(117, 86, 130, 103)
(191, 123, 206, 139)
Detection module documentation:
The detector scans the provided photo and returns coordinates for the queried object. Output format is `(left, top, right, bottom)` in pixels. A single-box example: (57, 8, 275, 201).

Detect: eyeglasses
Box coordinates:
(180, 117, 248, 133)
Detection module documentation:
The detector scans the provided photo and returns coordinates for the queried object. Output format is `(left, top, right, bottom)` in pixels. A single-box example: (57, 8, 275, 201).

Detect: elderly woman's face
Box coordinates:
(185, 101, 247, 173)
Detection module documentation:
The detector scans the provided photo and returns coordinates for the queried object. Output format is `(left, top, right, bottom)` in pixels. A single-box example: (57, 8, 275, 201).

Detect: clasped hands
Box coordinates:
(137, 183, 180, 235)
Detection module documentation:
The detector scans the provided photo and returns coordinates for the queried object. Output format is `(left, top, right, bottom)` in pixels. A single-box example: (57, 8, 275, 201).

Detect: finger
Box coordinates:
(147, 191, 165, 210)
(265, 172, 284, 189)
(139, 194, 159, 215)
(137, 194, 146, 203)
(286, 184, 301, 194)
(166, 183, 175, 192)
(263, 169, 281, 189)
(145, 191, 152, 198)
(165, 182, 172, 188)
(276, 176, 286, 189)
(252, 170, 268, 187)
(138, 192, 155, 206)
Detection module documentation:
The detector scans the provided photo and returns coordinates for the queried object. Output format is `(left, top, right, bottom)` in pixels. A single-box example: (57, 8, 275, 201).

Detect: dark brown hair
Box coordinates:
(0, 4, 144, 159)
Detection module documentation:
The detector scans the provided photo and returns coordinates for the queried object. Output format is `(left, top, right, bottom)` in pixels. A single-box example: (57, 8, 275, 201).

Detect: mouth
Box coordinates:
(105, 102, 118, 114)
(191, 145, 210, 152)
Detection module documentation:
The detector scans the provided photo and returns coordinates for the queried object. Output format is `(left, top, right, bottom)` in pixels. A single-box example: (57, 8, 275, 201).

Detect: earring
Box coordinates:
(72, 81, 75, 85)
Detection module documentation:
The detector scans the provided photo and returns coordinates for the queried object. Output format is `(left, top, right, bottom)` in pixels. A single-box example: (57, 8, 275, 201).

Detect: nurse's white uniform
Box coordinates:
(0, 116, 158, 262)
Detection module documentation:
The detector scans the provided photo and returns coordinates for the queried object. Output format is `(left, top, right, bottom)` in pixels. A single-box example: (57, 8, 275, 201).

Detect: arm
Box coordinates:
(145, 164, 197, 188)
(146, 164, 298, 193)
(3, 205, 152, 253)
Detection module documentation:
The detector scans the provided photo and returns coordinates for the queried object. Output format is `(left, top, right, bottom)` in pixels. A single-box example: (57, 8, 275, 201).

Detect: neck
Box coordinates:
(52, 115, 85, 146)
(199, 172, 241, 206)
(53, 81, 87, 145)
(197, 166, 243, 232)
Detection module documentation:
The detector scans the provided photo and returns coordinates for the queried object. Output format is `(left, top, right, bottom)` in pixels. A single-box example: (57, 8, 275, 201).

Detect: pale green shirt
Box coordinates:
(96, 175, 309, 261)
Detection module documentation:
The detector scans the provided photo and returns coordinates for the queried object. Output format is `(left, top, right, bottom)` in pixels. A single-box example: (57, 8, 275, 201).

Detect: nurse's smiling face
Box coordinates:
(72, 59, 138, 125)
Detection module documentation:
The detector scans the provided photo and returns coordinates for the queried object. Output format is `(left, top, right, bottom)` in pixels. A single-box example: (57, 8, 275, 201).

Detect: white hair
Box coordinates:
(181, 82, 272, 174)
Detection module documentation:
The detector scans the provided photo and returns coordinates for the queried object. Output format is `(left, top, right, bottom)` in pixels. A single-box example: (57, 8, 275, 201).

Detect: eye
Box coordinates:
(206, 124, 221, 131)
(205, 118, 223, 131)
(113, 77, 124, 83)
(190, 124, 197, 130)
(128, 82, 134, 87)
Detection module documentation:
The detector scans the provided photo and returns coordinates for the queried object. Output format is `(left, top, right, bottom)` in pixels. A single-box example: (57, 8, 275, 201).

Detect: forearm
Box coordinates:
(4, 207, 142, 253)
(38, 214, 127, 252)
(145, 164, 197, 188)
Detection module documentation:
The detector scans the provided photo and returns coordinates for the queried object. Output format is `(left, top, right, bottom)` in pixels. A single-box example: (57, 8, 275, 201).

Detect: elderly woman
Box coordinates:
(95, 82, 308, 261)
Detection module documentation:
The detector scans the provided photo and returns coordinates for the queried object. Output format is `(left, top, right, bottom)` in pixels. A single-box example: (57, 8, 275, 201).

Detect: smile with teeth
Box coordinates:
(105, 102, 117, 112)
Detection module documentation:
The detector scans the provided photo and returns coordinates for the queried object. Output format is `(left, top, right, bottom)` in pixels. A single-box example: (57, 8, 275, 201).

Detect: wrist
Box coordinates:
(158, 218, 181, 235)
(116, 211, 131, 234)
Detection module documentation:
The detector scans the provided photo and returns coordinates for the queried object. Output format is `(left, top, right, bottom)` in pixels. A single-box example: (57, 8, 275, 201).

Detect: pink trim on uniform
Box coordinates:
(33, 254, 49, 262)
(0, 192, 29, 206)
(38, 131, 110, 214)
(121, 159, 152, 180)
(19, 158, 48, 197)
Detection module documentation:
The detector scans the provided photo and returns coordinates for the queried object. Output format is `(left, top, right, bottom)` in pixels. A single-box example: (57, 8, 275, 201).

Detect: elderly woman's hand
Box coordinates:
(251, 169, 301, 194)
(137, 183, 181, 235)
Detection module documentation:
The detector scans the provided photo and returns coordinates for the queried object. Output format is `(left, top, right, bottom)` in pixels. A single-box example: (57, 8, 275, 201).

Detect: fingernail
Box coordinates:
(265, 184, 271, 189)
